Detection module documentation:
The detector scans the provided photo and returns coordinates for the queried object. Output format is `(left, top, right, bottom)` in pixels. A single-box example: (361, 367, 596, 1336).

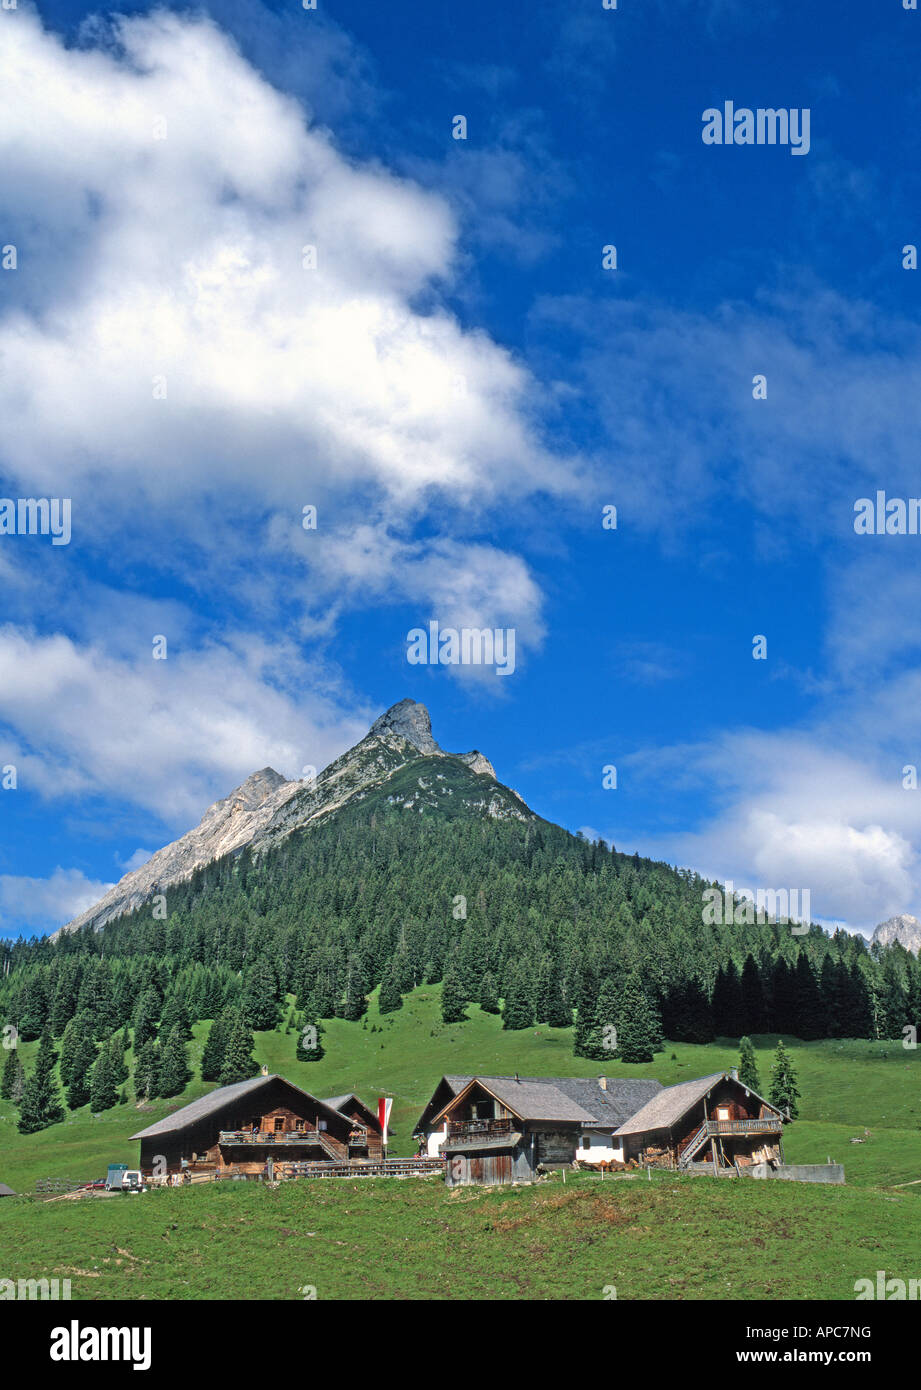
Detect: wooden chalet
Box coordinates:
(613, 1070, 788, 1173)
(321, 1093, 386, 1161)
(416, 1074, 663, 1187)
(130, 1074, 383, 1177)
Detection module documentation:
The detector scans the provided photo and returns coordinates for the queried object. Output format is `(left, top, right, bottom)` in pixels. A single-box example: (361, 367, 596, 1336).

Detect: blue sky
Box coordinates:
(2, 0, 921, 937)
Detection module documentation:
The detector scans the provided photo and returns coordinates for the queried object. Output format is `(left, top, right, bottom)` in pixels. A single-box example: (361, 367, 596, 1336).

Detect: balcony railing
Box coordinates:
(705, 1118, 782, 1137)
(218, 1129, 327, 1146)
(446, 1117, 515, 1139)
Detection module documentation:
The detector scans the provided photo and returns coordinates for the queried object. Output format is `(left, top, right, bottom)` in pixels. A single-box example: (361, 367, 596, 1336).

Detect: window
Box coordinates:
(274, 1117, 285, 1132)
(716, 1107, 729, 1121)
(294, 1119, 304, 1131)
(581, 1135, 591, 1150)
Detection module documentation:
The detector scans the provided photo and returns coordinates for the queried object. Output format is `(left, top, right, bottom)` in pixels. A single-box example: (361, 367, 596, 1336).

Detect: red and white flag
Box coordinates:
(378, 1096, 393, 1147)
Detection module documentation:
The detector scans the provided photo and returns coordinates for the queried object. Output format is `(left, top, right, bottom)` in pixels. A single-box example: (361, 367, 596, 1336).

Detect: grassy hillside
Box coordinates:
(0, 1169, 918, 1300)
(2, 984, 919, 1193)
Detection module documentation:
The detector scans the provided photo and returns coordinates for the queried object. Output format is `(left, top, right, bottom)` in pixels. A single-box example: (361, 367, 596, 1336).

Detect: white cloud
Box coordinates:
(0, 867, 114, 933)
(632, 732, 921, 930)
(0, 623, 369, 824)
(0, 10, 573, 523)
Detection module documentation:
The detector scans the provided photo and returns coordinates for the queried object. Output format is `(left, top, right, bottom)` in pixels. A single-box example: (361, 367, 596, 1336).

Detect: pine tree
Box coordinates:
(296, 1017, 324, 1062)
(740, 955, 768, 1033)
(160, 993, 192, 1041)
(573, 969, 600, 1058)
(200, 1013, 228, 1081)
(501, 964, 535, 1031)
(219, 1014, 257, 1085)
(158, 1027, 190, 1097)
(440, 968, 468, 1024)
(134, 1039, 161, 1102)
(478, 971, 500, 1015)
(768, 1040, 800, 1119)
(738, 1035, 761, 1093)
(617, 972, 663, 1063)
(132, 988, 161, 1051)
(243, 956, 279, 1031)
(17, 1031, 64, 1133)
(1, 1047, 24, 1103)
(65, 1026, 98, 1110)
(377, 965, 403, 1015)
(589, 978, 621, 1061)
(89, 1047, 118, 1112)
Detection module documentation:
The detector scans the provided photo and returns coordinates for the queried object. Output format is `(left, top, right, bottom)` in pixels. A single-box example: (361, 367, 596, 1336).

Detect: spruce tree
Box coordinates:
(296, 1017, 324, 1062)
(243, 956, 279, 1031)
(768, 1040, 800, 1119)
(440, 968, 468, 1024)
(66, 1027, 98, 1110)
(134, 1039, 161, 1101)
(1, 1048, 24, 1103)
(219, 1014, 257, 1085)
(158, 1027, 190, 1097)
(478, 971, 500, 1015)
(377, 965, 403, 1015)
(740, 955, 768, 1033)
(738, 1035, 761, 1093)
(200, 1013, 228, 1081)
(17, 1031, 64, 1133)
(616, 972, 662, 1063)
(89, 1047, 118, 1112)
(501, 964, 535, 1031)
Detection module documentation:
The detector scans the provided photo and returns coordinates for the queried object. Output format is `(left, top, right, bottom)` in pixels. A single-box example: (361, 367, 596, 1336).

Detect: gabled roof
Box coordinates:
(0, 1183, 16, 1197)
(321, 1093, 383, 1132)
(416, 1074, 661, 1133)
(613, 1072, 785, 1137)
(130, 1074, 346, 1140)
(431, 1077, 599, 1126)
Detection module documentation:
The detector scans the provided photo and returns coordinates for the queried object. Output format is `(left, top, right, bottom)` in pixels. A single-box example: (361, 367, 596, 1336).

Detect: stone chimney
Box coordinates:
(261, 1064, 269, 1077)
(598, 1076, 608, 1091)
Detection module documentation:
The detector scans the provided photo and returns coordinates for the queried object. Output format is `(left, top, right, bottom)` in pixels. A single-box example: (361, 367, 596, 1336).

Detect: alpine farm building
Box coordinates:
(130, 1074, 384, 1177)
(613, 1071, 788, 1174)
(414, 1074, 663, 1187)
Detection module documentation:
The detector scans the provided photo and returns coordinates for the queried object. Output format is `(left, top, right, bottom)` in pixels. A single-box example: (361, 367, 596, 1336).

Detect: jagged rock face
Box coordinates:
(369, 697, 441, 754)
(54, 699, 522, 936)
(871, 914, 921, 955)
(56, 766, 301, 937)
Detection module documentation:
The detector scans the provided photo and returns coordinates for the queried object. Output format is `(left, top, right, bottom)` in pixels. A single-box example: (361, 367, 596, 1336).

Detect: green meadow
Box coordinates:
(1, 985, 920, 1298)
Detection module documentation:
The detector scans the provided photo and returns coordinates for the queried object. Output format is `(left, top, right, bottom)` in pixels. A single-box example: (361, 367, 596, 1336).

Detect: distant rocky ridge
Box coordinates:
(54, 699, 514, 937)
(871, 914, 921, 955)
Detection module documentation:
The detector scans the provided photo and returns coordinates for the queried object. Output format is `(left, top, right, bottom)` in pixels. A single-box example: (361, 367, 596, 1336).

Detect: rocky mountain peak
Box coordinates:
(229, 767, 290, 808)
(369, 698, 441, 754)
(54, 697, 516, 937)
(871, 913, 921, 955)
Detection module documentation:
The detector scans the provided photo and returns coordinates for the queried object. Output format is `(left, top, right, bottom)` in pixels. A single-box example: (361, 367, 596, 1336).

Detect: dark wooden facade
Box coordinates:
(622, 1075, 785, 1172)
(437, 1080, 580, 1188)
(133, 1077, 383, 1177)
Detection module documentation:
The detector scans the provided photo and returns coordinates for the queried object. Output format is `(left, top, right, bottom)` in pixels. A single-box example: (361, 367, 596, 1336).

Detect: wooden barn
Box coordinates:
(130, 1074, 383, 1177)
(417, 1074, 663, 1187)
(613, 1070, 788, 1173)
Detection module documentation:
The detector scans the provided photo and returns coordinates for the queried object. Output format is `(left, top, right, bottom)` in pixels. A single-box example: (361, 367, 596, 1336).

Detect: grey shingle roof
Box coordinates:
(129, 1074, 342, 1140)
(428, 1075, 663, 1127)
(0, 1183, 17, 1196)
(321, 1094, 355, 1112)
(613, 1073, 726, 1136)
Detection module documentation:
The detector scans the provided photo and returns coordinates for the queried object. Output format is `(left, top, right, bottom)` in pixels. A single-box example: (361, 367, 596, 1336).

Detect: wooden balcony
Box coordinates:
(446, 1117, 515, 1140)
(705, 1118, 782, 1137)
(218, 1129, 326, 1146)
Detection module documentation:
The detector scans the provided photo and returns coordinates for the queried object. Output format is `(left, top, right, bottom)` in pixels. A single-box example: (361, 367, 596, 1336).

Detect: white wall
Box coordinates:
(423, 1122, 448, 1157)
(575, 1130, 625, 1164)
